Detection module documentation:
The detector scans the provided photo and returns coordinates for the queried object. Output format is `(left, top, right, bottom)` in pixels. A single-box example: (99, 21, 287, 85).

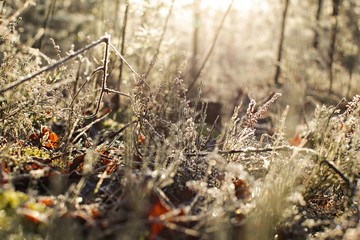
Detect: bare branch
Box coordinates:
(184, 145, 319, 157)
(187, 0, 234, 91)
(84, 35, 111, 119)
(72, 111, 111, 144)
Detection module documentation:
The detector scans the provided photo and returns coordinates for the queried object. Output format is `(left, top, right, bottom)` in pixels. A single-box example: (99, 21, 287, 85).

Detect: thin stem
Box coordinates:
(109, 42, 151, 90)
(320, 159, 350, 187)
(72, 111, 110, 144)
(106, 119, 138, 151)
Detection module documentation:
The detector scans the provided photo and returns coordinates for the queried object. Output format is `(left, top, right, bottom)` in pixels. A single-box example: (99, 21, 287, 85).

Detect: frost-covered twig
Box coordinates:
(109, 42, 151, 89)
(72, 111, 111, 144)
(184, 145, 319, 157)
(0, 35, 133, 121)
(0, 36, 108, 94)
(320, 160, 351, 187)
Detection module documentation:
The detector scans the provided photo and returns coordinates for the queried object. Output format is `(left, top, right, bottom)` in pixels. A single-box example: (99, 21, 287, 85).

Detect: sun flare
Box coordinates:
(180, 0, 270, 13)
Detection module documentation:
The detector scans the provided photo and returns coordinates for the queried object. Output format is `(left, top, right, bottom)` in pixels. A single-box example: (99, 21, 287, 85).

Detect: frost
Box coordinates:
(287, 191, 306, 206)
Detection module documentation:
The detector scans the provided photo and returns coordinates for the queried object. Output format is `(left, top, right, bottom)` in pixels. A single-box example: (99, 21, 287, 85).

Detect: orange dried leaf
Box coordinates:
(41, 127, 59, 149)
(148, 198, 171, 239)
(38, 197, 54, 206)
(289, 132, 303, 146)
(2, 161, 10, 174)
(149, 199, 170, 218)
(28, 132, 40, 142)
(91, 208, 101, 218)
(28, 163, 42, 170)
(138, 134, 146, 144)
(24, 165, 31, 171)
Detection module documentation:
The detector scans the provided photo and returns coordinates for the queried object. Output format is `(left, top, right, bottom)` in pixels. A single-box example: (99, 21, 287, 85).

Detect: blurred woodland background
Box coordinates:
(10, 0, 360, 122)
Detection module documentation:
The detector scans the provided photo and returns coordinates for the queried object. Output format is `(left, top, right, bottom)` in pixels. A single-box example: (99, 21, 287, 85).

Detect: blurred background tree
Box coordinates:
(10, 0, 360, 115)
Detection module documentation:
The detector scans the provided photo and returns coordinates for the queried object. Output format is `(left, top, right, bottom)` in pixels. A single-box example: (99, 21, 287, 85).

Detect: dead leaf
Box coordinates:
(289, 132, 302, 146)
(148, 197, 171, 239)
(233, 178, 252, 202)
(41, 126, 59, 149)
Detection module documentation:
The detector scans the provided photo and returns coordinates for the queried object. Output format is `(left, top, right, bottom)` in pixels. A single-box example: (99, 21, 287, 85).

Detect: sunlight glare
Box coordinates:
(130, 0, 271, 16)
(180, 0, 270, 13)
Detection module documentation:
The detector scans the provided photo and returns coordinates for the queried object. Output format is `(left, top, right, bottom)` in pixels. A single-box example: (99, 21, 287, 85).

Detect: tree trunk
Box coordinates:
(346, 71, 353, 99)
(191, 0, 201, 82)
(274, 0, 290, 86)
(38, 0, 56, 51)
(119, 0, 129, 82)
(313, 0, 323, 49)
(328, 0, 342, 94)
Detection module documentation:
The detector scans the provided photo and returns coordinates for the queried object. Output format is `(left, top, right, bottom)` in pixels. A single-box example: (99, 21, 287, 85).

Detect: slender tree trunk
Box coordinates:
(119, 0, 129, 82)
(328, 0, 342, 94)
(313, 0, 323, 49)
(38, 0, 56, 51)
(0, 1, 5, 15)
(346, 71, 352, 99)
(188, 0, 234, 93)
(274, 0, 290, 86)
(191, 0, 201, 81)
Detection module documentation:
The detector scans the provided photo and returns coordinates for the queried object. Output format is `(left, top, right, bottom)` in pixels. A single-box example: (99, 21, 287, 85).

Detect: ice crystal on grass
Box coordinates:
(340, 95, 360, 121)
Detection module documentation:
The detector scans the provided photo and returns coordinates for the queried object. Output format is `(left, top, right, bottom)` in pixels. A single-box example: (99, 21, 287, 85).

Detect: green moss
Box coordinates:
(24, 201, 47, 214)
(0, 209, 11, 231)
(0, 190, 28, 210)
(20, 147, 50, 159)
(8, 146, 50, 161)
